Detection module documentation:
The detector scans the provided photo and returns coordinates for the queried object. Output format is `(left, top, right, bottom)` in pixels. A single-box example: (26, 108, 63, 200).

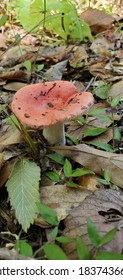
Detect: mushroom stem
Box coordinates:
(43, 122, 65, 145)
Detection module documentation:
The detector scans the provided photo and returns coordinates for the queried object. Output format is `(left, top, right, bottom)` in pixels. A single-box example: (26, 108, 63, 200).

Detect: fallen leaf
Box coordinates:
(78, 174, 99, 191)
(90, 37, 111, 57)
(80, 9, 114, 34)
(52, 144, 123, 188)
(3, 82, 28, 91)
(0, 34, 7, 49)
(109, 80, 123, 99)
(44, 60, 68, 81)
(62, 189, 123, 259)
(0, 128, 23, 152)
(40, 184, 91, 221)
(0, 158, 17, 188)
(0, 153, 4, 170)
(69, 45, 88, 67)
(0, 69, 31, 82)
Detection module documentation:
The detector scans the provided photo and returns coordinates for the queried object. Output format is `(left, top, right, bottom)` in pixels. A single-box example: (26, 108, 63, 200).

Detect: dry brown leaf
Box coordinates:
(52, 144, 123, 188)
(0, 34, 7, 49)
(90, 37, 111, 57)
(78, 174, 99, 191)
(80, 9, 114, 34)
(0, 69, 31, 82)
(40, 184, 91, 221)
(62, 189, 123, 259)
(3, 82, 28, 91)
(0, 158, 17, 188)
(69, 45, 88, 66)
(0, 153, 4, 170)
(109, 80, 123, 99)
(0, 128, 23, 152)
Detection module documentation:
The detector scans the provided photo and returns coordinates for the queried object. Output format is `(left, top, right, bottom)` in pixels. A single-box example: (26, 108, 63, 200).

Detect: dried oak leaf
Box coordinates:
(62, 189, 123, 259)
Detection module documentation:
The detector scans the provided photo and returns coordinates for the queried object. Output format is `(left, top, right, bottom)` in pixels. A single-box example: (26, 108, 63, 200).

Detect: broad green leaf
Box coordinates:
(63, 159, 72, 178)
(96, 251, 123, 260)
(104, 169, 110, 183)
(56, 236, 75, 243)
(90, 141, 113, 152)
(47, 153, 64, 165)
(15, 240, 33, 257)
(76, 236, 90, 260)
(93, 114, 112, 123)
(87, 219, 101, 247)
(44, 243, 68, 260)
(110, 95, 120, 107)
(88, 108, 105, 115)
(84, 127, 107, 137)
(6, 159, 40, 232)
(37, 203, 58, 226)
(45, 171, 60, 182)
(98, 227, 117, 247)
(114, 127, 121, 141)
(71, 168, 94, 177)
(0, 15, 8, 27)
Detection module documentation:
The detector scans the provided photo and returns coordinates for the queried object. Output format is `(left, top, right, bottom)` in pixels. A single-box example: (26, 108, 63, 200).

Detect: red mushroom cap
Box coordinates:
(11, 81, 94, 128)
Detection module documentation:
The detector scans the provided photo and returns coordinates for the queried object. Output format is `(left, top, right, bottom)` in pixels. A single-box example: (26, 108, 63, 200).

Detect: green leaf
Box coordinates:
(45, 171, 61, 182)
(96, 251, 123, 260)
(65, 133, 79, 145)
(110, 95, 120, 107)
(47, 153, 64, 165)
(88, 108, 105, 115)
(15, 240, 33, 257)
(51, 226, 58, 239)
(0, 15, 8, 27)
(114, 127, 121, 141)
(37, 203, 58, 226)
(6, 159, 40, 232)
(76, 236, 90, 260)
(98, 227, 117, 247)
(84, 127, 107, 137)
(93, 84, 110, 99)
(90, 141, 113, 152)
(6, 114, 21, 130)
(23, 60, 32, 71)
(97, 178, 110, 185)
(63, 159, 72, 178)
(93, 114, 112, 123)
(71, 168, 94, 177)
(44, 243, 68, 260)
(87, 219, 101, 247)
(76, 115, 85, 123)
(56, 236, 75, 243)
(66, 182, 79, 188)
(103, 169, 110, 183)
(37, 64, 44, 71)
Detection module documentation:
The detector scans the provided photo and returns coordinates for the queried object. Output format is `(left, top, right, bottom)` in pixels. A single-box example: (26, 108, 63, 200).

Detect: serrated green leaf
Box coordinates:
(71, 168, 94, 177)
(45, 171, 60, 182)
(44, 243, 68, 260)
(63, 159, 72, 178)
(90, 141, 113, 152)
(98, 227, 117, 248)
(110, 95, 120, 107)
(96, 251, 123, 260)
(84, 127, 107, 137)
(6, 159, 40, 232)
(15, 240, 33, 257)
(76, 236, 90, 260)
(0, 15, 8, 27)
(87, 219, 101, 247)
(47, 153, 64, 165)
(37, 203, 58, 226)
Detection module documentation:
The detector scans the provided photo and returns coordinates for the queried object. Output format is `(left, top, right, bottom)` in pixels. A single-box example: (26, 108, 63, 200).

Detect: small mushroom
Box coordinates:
(11, 81, 94, 145)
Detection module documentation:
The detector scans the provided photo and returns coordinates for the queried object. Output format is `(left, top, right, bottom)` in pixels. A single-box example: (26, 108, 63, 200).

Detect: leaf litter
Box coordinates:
(0, 0, 123, 259)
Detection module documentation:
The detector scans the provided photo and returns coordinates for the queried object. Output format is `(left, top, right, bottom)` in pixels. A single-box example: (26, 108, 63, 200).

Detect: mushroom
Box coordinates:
(11, 81, 94, 145)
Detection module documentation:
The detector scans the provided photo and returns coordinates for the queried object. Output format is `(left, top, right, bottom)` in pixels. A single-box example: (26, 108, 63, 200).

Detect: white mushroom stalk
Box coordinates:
(43, 122, 65, 145)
